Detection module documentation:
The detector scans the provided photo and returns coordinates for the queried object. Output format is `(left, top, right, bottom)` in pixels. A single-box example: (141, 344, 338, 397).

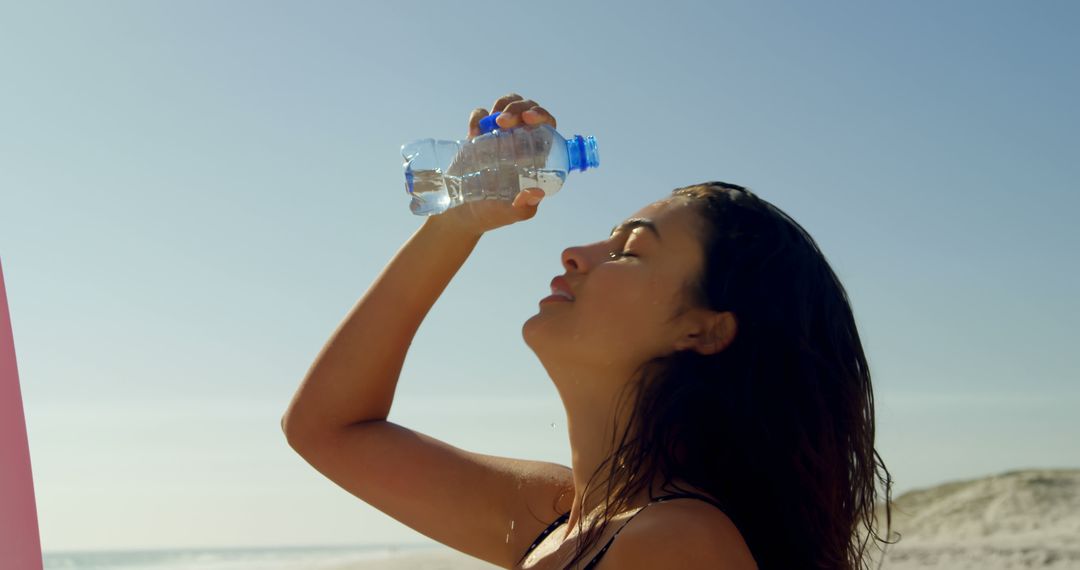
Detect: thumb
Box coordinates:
(515, 188, 545, 207)
(511, 188, 544, 219)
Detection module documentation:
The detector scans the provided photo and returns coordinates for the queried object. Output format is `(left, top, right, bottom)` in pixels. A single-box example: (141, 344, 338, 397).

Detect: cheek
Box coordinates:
(580, 271, 668, 329)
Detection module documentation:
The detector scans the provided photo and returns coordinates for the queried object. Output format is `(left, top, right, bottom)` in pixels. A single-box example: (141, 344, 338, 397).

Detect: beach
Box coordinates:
(41, 543, 500, 570)
(869, 469, 1080, 569)
(331, 548, 498, 570)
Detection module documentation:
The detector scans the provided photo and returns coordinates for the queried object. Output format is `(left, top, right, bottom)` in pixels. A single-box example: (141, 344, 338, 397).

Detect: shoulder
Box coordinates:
(597, 499, 758, 570)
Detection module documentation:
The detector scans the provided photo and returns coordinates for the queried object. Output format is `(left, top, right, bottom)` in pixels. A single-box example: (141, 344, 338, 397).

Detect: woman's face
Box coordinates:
(523, 196, 712, 395)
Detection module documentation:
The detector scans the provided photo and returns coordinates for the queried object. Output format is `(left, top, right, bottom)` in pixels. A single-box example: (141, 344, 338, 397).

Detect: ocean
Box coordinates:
(41, 544, 448, 570)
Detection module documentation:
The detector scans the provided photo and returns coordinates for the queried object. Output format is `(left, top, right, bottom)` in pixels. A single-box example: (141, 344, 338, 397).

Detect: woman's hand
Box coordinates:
(428, 93, 558, 238)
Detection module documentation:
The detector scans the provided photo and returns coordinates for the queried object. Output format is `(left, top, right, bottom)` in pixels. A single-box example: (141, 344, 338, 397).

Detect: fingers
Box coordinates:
(521, 106, 556, 129)
(491, 93, 523, 114)
(496, 100, 557, 130)
(477, 93, 558, 134)
(468, 107, 489, 138)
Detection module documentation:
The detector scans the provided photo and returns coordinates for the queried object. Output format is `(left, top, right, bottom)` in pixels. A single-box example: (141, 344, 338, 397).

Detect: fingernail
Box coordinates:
(526, 195, 541, 206)
(497, 113, 513, 126)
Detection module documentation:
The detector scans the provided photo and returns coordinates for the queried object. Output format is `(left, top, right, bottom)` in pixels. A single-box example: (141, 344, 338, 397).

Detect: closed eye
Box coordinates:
(611, 251, 638, 259)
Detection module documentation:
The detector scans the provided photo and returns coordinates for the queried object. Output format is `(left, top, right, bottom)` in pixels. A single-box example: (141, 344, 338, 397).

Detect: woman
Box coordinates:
(283, 94, 895, 569)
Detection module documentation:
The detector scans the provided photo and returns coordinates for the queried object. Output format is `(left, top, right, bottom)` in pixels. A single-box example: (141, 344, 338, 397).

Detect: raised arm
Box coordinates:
(281, 95, 574, 568)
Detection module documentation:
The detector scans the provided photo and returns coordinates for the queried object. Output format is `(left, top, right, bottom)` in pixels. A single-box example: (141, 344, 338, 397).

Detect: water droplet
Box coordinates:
(511, 520, 516, 530)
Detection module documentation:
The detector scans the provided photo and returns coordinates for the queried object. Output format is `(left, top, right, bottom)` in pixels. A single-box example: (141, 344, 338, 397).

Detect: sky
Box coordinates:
(1, 0, 1077, 554)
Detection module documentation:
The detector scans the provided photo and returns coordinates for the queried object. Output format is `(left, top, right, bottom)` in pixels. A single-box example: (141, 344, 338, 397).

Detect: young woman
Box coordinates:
(283, 94, 895, 569)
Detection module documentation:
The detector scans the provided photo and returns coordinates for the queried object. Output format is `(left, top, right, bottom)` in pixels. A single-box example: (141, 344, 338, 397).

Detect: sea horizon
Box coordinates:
(41, 542, 452, 570)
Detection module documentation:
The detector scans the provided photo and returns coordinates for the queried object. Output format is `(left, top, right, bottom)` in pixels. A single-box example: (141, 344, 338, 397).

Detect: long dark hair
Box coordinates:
(563, 182, 897, 569)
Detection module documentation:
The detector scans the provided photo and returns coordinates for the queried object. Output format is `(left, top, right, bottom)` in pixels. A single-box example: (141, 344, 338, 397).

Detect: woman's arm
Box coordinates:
(281, 95, 574, 569)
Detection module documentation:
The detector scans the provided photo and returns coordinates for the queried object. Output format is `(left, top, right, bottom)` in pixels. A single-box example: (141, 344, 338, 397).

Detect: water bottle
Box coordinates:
(401, 112, 599, 216)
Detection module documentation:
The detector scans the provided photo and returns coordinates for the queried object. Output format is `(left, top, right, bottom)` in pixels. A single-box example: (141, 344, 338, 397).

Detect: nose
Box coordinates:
(561, 247, 580, 272)
(561, 242, 610, 272)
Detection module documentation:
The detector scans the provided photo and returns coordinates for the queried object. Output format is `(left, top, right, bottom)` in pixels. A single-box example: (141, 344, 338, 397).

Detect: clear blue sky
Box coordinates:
(1, 0, 1077, 553)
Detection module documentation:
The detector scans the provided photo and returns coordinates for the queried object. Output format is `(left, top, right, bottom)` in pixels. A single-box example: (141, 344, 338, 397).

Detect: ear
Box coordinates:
(674, 311, 737, 356)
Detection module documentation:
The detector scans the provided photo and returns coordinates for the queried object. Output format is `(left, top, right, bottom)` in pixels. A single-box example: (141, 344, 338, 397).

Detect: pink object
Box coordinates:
(0, 257, 43, 569)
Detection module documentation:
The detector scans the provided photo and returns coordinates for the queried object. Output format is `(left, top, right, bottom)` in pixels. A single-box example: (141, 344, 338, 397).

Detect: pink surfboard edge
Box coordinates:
(0, 257, 44, 569)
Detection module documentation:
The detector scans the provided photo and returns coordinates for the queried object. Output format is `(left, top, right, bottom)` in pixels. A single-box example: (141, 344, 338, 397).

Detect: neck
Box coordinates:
(560, 385, 646, 533)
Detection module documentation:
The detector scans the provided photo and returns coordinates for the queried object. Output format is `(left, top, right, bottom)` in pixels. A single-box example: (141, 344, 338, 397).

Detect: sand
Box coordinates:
(870, 468, 1080, 569)
(330, 547, 499, 569)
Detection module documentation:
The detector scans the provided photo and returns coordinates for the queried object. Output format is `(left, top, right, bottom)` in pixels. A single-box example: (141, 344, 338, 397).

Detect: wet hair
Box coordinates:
(564, 181, 897, 569)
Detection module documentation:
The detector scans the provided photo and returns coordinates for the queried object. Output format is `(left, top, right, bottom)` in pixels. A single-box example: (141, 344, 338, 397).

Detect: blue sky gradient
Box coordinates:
(1, 0, 1077, 552)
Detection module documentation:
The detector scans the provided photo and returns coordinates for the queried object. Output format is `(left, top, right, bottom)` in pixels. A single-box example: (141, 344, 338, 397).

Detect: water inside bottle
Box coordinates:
(407, 169, 452, 216)
(408, 168, 567, 216)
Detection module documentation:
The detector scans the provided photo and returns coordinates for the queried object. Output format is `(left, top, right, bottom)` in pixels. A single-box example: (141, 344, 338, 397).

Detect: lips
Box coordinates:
(549, 275, 575, 301)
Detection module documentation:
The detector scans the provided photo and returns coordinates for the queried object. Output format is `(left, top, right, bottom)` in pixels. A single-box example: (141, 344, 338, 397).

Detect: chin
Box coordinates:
(521, 313, 547, 348)
(521, 321, 563, 368)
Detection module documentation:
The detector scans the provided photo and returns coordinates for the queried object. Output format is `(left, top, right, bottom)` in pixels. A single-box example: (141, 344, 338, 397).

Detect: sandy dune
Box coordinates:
(871, 468, 1080, 568)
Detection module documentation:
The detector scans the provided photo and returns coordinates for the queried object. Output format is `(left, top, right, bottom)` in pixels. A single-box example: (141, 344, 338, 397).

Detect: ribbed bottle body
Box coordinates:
(402, 125, 580, 216)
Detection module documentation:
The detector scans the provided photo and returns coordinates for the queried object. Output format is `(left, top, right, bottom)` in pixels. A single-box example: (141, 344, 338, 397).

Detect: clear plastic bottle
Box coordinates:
(401, 112, 599, 216)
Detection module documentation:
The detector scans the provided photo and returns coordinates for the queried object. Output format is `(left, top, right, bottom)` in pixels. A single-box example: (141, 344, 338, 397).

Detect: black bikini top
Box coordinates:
(516, 491, 726, 569)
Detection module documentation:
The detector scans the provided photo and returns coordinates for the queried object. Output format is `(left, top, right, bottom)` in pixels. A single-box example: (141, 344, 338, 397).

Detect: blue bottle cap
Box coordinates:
(477, 112, 501, 135)
(567, 135, 600, 172)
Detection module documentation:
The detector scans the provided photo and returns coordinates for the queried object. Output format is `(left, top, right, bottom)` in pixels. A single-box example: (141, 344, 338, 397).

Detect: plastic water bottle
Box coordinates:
(401, 112, 599, 216)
